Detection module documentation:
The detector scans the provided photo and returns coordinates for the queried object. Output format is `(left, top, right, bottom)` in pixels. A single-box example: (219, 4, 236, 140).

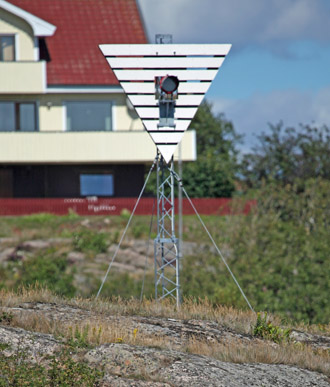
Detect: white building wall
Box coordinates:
(38, 93, 144, 132)
(0, 6, 196, 164)
(0, 8, 35, 60)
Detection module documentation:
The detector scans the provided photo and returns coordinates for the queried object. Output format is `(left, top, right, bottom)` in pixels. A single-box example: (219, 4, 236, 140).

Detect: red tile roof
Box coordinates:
(7, 0, 148, 85)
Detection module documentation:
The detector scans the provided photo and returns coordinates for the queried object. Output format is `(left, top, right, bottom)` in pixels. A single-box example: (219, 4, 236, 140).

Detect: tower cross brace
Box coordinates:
(154, 155, 181, 306)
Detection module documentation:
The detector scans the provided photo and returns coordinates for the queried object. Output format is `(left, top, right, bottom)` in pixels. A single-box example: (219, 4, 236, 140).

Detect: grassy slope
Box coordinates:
(0, 287, 329, 379)
(0, 193, 329, 326)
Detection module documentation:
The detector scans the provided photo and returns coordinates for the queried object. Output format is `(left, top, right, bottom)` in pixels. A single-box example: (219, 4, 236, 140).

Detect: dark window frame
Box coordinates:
(65, 101, 113, 132)
(79, 173, 115, 197)
(0, 101, 38, 132)
(0, 35, 15, 62)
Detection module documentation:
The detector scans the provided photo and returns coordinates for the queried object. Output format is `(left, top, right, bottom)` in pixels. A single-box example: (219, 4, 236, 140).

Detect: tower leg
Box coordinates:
(154, 155, 180, 307)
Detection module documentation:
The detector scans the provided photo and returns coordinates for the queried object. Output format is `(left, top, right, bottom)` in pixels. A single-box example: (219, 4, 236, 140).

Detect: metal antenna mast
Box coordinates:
(153, 34, 181, 307)
(154, 154, 181, 306)
(100, 41, 232, 307)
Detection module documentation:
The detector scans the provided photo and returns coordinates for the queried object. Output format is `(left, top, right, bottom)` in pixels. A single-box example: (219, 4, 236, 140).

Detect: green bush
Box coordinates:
(241, 123, 330, 188)
(253, 312, 291, 343)
(181, 179, 330, 324)
(0, 350, 103, 386)
(16, 252, 76, 297)
(73, 229, 108, 254)
(96, 272, 154, 299)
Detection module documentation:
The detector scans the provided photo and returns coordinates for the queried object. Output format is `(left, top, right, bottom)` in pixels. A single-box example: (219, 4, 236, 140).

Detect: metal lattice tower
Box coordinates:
(154, 155, 180, 306)
(99, 43, 232, 306)
(97, 42, 254, 313)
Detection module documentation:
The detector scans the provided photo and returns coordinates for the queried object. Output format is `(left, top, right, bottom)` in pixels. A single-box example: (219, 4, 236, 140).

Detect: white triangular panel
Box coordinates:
(157, 145, 178, 164)
(99, 44, 231, 163)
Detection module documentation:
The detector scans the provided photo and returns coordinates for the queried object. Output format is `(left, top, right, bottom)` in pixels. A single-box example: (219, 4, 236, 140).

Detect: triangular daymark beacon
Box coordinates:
(99, 44, 231, 163)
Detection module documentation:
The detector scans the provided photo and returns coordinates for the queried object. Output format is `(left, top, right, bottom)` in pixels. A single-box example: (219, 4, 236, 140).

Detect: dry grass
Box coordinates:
(0, 287, 259, 335)
(293, 321, 330, 337)
(0, 286, 330, 336)
(1, 286, 328, 336)
(0, 286, 62, 306)
(7, 311, 172, 351)
(186, 338, 330, 376)
(1, 287, 329, 377)
(6, 309, 330, 378)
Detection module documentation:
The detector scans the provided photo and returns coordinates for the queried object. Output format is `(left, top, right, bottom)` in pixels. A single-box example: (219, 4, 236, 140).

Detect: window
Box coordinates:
(0, 35, 15, 61)
(0, 102, 37, 131)
(80, 174, 114, 196)
(38, 38, 51, 62)
(66, 101, 112, 131)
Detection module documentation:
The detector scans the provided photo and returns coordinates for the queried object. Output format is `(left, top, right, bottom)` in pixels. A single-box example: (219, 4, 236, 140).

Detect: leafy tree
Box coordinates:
(182, 101, 241, 197)
(181, 178, 330, 324)
(241, 123, 330, 188)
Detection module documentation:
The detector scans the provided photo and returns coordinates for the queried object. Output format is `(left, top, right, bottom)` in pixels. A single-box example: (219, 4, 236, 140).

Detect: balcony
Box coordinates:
(0, 130, 196, 163)
(0, 61, 46, 94)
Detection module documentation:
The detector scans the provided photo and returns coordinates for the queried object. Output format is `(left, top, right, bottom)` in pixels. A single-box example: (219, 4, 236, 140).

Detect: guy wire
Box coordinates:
(96, 155, 158, 299)
(140, 197, 156, 303)
(169, 168, 255, 313)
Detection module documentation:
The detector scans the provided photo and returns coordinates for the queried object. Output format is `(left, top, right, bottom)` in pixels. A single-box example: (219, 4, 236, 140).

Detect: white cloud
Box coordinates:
(210, 87, 330, 151)
(262, 0, 329, 42)
(139, 0, 330, 49)
(312, 87, 330, 124)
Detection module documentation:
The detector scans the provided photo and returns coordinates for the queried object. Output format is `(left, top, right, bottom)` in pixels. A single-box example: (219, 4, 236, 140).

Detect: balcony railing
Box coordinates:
(0, 130, 196, 163)
(0, 61, 46, 94)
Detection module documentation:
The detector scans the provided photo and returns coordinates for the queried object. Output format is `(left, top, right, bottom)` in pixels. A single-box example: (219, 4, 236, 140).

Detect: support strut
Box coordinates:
(154, 154, 181, 307)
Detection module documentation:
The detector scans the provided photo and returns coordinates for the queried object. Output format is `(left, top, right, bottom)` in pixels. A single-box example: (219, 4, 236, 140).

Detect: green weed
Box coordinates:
(0, 349, 103, 386)
(67, 325, 91, 349)
(253, 312, 291, 343)
(66, 325, 102, 349)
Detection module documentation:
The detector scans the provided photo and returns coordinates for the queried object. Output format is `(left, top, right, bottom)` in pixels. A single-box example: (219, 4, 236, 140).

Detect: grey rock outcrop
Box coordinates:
(0, 324, 328, 386)
(4, 302, 330, 351)
(0, 325, 62, 360)
(86, 343, 329, 386)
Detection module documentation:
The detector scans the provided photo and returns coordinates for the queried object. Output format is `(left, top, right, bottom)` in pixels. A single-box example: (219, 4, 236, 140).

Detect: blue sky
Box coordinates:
(139, 0, 330, 151)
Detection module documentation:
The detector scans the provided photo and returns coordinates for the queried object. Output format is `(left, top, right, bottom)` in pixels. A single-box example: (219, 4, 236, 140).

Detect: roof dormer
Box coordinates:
(0, 0, 56, 37)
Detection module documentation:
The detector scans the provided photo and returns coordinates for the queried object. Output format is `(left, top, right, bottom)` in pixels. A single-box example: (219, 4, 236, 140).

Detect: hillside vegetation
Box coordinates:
(0, 287, 329, 385)
(0, 104, 329, 385)
(0, 178, 329, 325)
(1, 103, 329, 325)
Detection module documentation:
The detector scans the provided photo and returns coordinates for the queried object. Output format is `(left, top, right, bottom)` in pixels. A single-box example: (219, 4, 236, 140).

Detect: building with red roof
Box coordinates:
(0, 0, 196, 199)
(7, 0, 147, 86)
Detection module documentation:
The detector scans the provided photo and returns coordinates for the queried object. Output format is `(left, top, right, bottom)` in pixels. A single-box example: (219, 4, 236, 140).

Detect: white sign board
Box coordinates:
(99, 44, 231, 163)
